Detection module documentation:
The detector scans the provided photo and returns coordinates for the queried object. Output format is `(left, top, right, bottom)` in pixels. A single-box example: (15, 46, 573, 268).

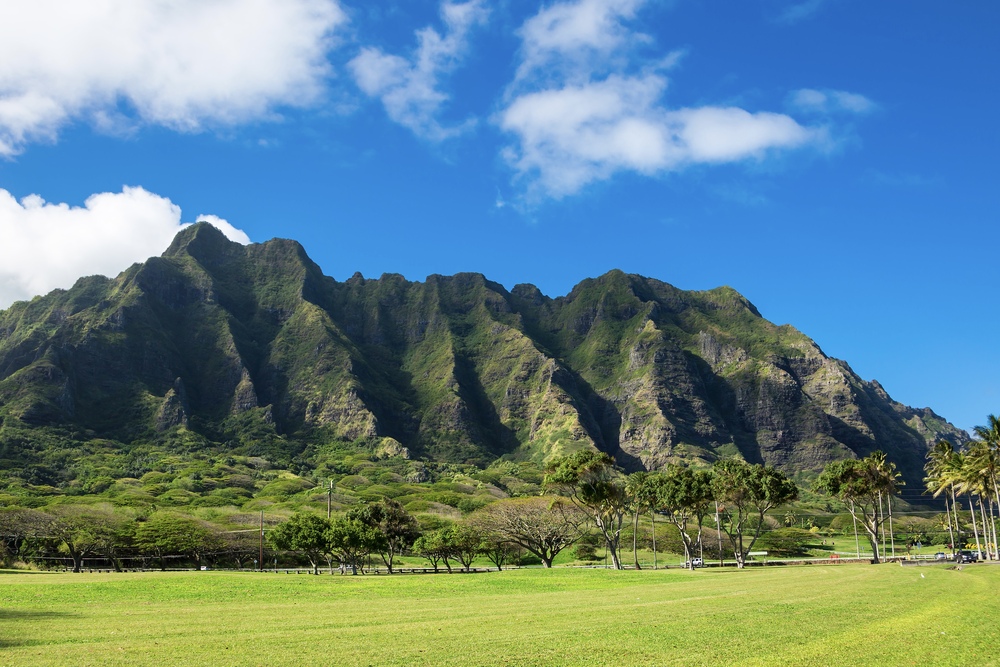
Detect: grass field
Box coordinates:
(2, 563, 998, 666)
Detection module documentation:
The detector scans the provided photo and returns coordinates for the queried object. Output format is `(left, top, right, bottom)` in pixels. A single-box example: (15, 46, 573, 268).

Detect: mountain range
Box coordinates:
(0, 223, 967, 490)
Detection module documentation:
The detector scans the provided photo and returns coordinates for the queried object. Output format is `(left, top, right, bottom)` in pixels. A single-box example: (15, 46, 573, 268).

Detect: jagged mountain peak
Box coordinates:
(0, 230, 968, 488)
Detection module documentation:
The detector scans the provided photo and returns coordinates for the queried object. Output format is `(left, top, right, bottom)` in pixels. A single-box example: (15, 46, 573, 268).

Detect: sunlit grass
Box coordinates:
(2, 563, 997, 666)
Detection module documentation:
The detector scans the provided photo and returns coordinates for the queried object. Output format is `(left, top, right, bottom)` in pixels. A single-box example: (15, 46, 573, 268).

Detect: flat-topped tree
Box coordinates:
(545, 451, 630, 570)
(816, 451, 901, 563)
(469, 496, 585, 568)
(712, 459, 798, 569)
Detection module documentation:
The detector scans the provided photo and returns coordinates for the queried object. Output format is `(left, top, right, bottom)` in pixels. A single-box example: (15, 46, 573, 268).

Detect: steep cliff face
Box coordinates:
(0, 224, 967, 486)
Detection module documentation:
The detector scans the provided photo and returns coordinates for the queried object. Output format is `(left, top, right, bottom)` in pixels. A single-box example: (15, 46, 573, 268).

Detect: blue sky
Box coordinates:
(0, 0, 996, 433)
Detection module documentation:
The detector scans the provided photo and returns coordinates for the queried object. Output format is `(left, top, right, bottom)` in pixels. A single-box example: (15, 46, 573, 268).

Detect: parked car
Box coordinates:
(934, 552, 947, 560)
(958, 550, 978, 563)
(683, 558, 704, 568)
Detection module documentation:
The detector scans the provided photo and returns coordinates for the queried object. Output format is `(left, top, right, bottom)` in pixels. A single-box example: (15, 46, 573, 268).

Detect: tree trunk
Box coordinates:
(632, 510, 641, 570)
(541, 556, 553, 568)
(951, 487, 961, 554)
(978, 498, 990, 559)
(864, 520, 881, 564)
(650, 512, 657, 570)
(969, 499, 982, 557)
(609, 547, 623, 570)
(70, 548, 83, 573)
(887, 495, 896, 559)
(992, 478, 1000, 559)
(878, 493, 887, 560)
(944, 495, 956, 554)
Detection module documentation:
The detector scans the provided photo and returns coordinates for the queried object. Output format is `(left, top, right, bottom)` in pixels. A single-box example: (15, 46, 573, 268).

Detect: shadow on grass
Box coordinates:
(0, 609, 77, 648)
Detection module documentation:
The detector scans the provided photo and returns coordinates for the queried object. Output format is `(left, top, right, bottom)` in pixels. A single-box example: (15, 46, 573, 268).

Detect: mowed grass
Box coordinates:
(2, 564, 998, 666)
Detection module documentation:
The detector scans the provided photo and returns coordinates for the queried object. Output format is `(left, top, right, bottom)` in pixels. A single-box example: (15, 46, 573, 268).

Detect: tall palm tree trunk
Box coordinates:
(989, 500, 998, 560)
(632, 510, 641, 570)
(878, 493, 886, 561)
(850, 500, 861, 558)
(990, 475, 1000, 560)
(887, 495, 896, 558)
(951, 487, 961, 555)
(944, 495, 956, 554)
(650, 512, 657, 570)
(978, 497, 990, 558)
(970, 497, 983, 557)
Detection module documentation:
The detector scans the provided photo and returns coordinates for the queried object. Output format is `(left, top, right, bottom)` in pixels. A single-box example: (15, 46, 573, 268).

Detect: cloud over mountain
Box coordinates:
(0, 186, 248, 308)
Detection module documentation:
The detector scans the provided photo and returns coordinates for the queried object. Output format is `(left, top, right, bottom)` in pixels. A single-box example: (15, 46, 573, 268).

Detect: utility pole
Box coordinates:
(327, 480, 333, 519)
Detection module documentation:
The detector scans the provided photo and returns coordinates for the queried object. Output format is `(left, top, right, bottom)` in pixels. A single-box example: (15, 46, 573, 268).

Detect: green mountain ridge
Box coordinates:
(0, 223, 967, 493)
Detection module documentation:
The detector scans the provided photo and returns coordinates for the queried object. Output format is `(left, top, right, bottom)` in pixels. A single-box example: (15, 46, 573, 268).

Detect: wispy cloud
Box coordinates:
(499, 0, 821, 198)
(348, 1, 489, 141)
(0, 0, 347, 156)
(790, 88, 876, 115)
(774, 0, 827, 25)
(0, 187, 249, 309)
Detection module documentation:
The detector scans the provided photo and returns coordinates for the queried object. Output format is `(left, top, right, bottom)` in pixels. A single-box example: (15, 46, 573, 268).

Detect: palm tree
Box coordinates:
(925, 440, 960, 555)
(952, 451, 985, 558)
(972, 415, 1000, 559)
(871, 451, 902, 558)
(625, 471, 656, 570)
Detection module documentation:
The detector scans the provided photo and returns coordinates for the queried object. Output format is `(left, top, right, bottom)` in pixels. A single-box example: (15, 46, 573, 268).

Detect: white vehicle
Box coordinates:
(683, 558, 704, 568)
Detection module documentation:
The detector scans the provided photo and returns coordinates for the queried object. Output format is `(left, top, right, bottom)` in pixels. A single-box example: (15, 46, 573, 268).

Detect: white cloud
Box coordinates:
(0, 0, 347, 156)
(0, 186, 250, 309)
(517, 0, 643, 79)
(500, 0, 821, 198)
(348, 0, 489, 140)
(790, 88, 875, 115)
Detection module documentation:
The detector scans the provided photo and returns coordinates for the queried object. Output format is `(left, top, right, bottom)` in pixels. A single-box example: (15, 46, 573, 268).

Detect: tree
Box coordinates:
(326, 516, 381, 575)
(222, 530, 263, 570)
(546, 451, 630, 570)
(652, 465, 714, 570)
(413, 529, 453, 573)
(267, 512, 329, 575)
(469, 496, 585, 568)
(713, 459, 798, 568)
(953, 448, 992, 559)
(625, 472, 658, 570)
(48, 505, 133, 573)
(349, 499, 420, 573)
(816, 452, 899, 564)
(478, 530, 521, 571)
(446, 524, 484, 572)
(134, 512, 218, 570)
(970, 416, 1000, 559)
(925, 440, 961, 554)
(0, 508, 55, 565)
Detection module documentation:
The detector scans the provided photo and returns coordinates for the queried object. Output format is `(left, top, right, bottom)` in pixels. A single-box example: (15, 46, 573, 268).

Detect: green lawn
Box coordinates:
(1, 564, 997, 666)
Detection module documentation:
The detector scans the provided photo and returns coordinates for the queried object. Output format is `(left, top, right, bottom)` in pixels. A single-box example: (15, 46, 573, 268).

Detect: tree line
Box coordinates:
(0, 504, 265, 572)
(267, 452, 804, 573)
(923, 414, 1000, 560)
(9, 428, 997, 573)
